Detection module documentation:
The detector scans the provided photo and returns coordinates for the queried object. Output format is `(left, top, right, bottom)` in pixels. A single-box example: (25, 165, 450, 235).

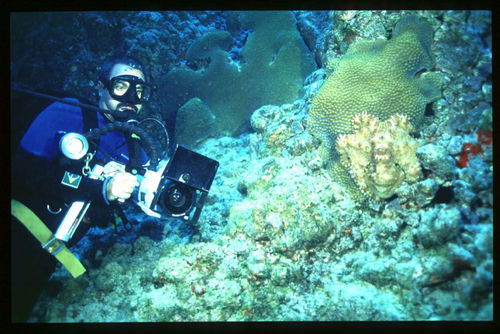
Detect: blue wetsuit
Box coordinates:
(11, 98, 147, 322)
(21, 97, 147, 165)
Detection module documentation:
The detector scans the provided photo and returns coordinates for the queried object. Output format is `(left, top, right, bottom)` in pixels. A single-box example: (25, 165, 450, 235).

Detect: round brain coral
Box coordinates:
(307, 16, 442, 203)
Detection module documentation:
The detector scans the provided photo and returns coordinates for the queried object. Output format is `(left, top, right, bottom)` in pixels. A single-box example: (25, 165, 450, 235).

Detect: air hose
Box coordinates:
(11, 84, 142, 122)
(84, 122, 160, 170)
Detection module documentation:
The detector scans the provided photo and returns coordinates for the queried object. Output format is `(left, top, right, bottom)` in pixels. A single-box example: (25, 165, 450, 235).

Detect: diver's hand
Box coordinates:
(105, 172, 139, 203)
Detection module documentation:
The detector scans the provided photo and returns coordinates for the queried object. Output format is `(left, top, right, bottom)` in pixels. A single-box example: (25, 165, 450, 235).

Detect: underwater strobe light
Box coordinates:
(59, 132, 89, 160)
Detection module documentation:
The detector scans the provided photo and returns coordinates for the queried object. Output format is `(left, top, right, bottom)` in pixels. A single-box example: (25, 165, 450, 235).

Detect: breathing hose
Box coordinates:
(84, 122, 160, 170)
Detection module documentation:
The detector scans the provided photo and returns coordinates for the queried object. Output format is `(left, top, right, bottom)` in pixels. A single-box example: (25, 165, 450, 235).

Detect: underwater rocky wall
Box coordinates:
(10, 10, 319, 144)
(11, 11, 226, 99)
(11, 10, 494, 322)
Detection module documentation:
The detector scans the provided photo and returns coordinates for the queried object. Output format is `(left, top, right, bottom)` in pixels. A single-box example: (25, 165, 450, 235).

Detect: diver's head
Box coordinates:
(98, 56, 154, 121)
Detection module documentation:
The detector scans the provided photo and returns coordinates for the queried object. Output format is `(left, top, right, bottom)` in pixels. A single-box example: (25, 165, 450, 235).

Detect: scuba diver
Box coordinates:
(11, 56, 218, 322)
(11, 56, 156, 322)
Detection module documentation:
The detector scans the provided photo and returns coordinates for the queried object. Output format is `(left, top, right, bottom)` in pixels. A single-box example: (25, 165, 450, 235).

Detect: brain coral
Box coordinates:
(336, 113, 421, 201)
(307, 16, 442, 202)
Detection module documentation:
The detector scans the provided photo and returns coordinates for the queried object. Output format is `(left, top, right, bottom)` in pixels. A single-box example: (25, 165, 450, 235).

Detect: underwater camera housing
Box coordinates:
(57, 128, 218, 244)
(135, 145, 219, 224)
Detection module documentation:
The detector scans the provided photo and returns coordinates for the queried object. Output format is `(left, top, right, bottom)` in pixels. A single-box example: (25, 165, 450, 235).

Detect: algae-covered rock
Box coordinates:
(413, 205, 461, 248)
(416, 143, 456, 181)
(246, 249, 269, 277)
(95, 262, 125, 293)
(152, 256, 193, 284)
(396, 178, 439, 207)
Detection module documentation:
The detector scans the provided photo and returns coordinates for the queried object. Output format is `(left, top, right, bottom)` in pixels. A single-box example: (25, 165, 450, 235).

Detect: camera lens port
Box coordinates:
(160, 182, 195, 216)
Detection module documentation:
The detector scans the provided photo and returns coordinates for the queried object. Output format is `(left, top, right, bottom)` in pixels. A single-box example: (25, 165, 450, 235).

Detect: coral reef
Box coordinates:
(158, 11, 317, 137)
(336, 113, 421, 201)
(13, 10, 492, 323)
(307, 15, 442, 202)
(308, 15, 442, 151)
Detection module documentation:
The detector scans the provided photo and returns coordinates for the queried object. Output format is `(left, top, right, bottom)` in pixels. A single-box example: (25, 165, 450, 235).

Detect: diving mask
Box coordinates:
(104, 75, 155, 104)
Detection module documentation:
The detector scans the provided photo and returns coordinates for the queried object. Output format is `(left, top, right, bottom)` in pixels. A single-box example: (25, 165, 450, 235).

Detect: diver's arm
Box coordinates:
(12, 147, 110, 208)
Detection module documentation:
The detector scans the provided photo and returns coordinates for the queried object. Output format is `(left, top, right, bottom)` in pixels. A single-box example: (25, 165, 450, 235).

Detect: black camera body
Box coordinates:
(135, 145, 219, 224)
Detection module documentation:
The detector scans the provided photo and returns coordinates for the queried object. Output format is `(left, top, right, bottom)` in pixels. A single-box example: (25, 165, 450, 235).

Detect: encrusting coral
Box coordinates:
(336, 113, 421, 201)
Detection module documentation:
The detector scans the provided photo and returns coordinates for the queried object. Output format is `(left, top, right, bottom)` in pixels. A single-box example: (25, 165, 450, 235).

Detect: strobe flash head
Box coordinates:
(59, 132, 89, 160)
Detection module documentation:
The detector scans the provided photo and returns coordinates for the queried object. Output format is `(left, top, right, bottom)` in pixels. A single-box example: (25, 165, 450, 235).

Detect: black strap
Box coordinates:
(125, 135, 144, 174)
(55, 98, 101, 172)
(80, 98, 100, 148)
